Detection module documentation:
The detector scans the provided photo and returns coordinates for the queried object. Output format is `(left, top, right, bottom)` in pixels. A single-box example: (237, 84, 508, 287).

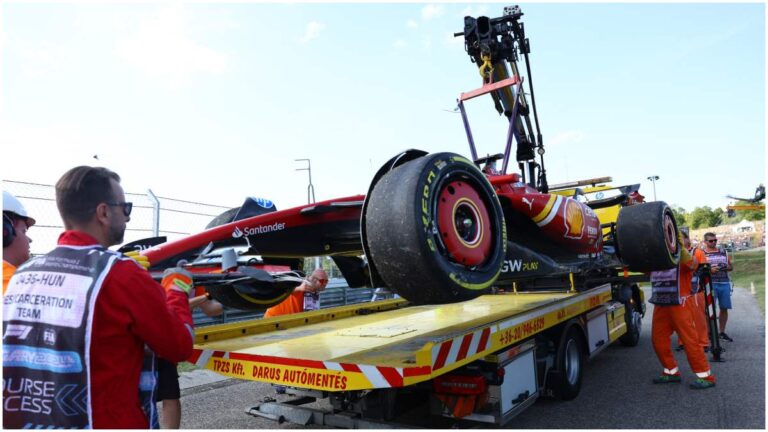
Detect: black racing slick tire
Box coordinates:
(202, 203, 289, 311)
(615, 201, 680, 272)
(364, 152, 506, 305)
(205, 283, 292, 311)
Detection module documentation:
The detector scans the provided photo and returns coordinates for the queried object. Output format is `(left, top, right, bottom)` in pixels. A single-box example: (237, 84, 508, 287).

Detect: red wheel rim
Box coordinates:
(663, 212, 677, 254)
(436, 180, 492, 266)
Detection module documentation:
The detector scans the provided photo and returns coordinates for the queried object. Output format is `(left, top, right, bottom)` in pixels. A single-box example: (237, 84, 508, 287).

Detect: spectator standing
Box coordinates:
(2, 166, 195, 428)
(3, 191, 36, 294)
(697, 232, 734, 342)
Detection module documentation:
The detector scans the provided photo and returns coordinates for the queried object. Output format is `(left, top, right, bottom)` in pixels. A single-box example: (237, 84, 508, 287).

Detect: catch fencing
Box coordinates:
(3, 180, 233, 256)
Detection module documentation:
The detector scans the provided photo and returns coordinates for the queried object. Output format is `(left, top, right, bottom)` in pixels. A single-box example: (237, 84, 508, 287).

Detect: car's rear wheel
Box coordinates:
(616, 201, 680, 272)
(364, 152, 506, 304)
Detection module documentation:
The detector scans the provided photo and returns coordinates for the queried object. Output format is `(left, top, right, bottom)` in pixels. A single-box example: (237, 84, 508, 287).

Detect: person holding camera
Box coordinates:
(695, 232, 734, 342)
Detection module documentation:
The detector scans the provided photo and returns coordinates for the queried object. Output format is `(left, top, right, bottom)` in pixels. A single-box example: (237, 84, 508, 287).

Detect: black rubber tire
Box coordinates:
(203, 206, 290, 310)
(206, 207, 240, 229)
(206, 282, 292, 311)
(619, 297, 642, 347)
(555, 327, 584, 400)
(615, 201, 680, 272)
(365, 152, 506, 305)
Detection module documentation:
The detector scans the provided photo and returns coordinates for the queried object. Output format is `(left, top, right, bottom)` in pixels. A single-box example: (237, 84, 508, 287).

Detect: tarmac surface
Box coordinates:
(173, 285, 765, 429)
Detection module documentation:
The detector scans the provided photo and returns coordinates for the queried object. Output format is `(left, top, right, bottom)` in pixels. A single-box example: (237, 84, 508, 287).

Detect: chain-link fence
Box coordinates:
(3, 180, 232, 256)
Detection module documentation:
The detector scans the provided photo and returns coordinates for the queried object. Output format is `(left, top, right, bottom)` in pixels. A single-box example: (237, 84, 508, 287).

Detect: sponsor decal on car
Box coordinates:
(232, 223, 286, 239)
(564, 200, 585, 239)
(253, 198, 274, 209)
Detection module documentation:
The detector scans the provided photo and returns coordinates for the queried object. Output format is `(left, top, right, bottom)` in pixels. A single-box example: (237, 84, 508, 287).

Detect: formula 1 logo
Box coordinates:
(3, 324, 33, 340)
(232, 227, 244, 239)
(253, 198, 274, 209)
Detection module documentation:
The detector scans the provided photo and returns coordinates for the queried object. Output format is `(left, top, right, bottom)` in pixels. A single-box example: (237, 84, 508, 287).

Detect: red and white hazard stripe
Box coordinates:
(432, 327, 492, 371)
(188, 349, 415, 388)
(189, 349, 229, 367)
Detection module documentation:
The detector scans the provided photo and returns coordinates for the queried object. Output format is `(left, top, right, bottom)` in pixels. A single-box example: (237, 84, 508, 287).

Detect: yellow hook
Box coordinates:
(479, 53, 494, 82)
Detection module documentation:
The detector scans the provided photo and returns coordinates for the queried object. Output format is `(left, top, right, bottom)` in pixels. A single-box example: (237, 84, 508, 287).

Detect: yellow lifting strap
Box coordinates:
(479, 53, 494, 82)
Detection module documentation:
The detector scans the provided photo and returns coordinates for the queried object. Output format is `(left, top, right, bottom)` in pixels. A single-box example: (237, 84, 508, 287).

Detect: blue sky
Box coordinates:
(1, 2, 764, 214)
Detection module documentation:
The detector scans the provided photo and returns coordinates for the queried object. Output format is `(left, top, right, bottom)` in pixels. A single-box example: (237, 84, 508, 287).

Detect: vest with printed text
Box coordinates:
(649, 268, 682, 306)
(703, 247, 730, 283)
(2, 245, 117, 429)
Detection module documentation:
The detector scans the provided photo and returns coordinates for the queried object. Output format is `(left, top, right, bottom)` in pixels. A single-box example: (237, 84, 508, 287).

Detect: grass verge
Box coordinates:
(177, 361, 200, 373)
(731, 249, 765, 315)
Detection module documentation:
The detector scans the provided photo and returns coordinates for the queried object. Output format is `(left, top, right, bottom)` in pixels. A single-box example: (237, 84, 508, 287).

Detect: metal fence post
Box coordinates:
(147, 189, 160, 236)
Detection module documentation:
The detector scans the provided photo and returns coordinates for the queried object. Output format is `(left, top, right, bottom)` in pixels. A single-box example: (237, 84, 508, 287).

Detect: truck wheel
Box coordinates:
(615, 201, 680, 272)
(619, 298, 642, 347)
(555, 327, 584, 400)
(365, 152, 506, 304)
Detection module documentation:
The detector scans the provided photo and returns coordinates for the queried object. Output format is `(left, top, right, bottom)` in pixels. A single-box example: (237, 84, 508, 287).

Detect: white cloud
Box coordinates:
(406, 19, 418, 29)
(15, 44, 69, 77)
(393, 39, 407, 49)
(459, 5, 489, 18)
(421, 4, 444, 21)
(299, 21, 326, 44)
(549, 130, 586, 147)
(114, 4, 228, 90)
(422, 38, 432, 50)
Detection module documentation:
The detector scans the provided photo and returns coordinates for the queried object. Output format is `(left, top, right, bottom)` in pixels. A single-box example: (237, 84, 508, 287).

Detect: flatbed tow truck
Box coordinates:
(190, 278, 643, 428)
(128, 5, 677, 427)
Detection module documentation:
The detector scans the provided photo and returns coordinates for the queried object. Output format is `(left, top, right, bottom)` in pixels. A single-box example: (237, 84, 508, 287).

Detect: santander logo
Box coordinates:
(232, 227, 244, 238)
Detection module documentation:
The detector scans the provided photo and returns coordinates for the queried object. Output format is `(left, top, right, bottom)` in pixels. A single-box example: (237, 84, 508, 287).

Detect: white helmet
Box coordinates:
(3, 190, 36, 227)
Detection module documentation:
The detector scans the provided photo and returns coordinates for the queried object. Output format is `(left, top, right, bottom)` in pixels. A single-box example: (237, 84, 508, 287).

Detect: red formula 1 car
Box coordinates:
(126, 6, 679, 310)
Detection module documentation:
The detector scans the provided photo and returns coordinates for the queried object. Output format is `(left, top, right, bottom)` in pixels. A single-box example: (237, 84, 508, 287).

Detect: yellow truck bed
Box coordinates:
(190, 285, 612, 392)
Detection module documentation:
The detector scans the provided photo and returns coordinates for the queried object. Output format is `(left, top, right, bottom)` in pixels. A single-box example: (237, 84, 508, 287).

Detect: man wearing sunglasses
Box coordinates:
(264, 268, 329, 317)
(3, 166, 195, 429)
(696, 232, 734, 342)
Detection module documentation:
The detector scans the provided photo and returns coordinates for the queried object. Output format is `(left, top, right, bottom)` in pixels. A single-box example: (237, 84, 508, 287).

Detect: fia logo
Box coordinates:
(254, 198, 274, 209)
(232, 227, 244, 239)
(43, 328, 57, 345)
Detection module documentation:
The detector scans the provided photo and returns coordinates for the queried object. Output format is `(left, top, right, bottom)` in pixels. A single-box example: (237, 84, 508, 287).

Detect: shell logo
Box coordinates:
(564, 200, 584, 239)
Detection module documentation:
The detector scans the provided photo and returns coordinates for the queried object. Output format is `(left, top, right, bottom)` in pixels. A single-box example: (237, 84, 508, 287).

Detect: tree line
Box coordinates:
(671, 200, 765, 229)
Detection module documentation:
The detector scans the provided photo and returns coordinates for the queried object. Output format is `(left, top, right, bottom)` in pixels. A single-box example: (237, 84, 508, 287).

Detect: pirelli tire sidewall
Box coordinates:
(422, 154, 507, 287)
(366, 152, 506, 304)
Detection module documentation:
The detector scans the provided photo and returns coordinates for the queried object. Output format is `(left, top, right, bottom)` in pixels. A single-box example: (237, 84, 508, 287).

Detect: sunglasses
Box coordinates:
(706, 239, 717, 243)
(106, 202, 133, 217)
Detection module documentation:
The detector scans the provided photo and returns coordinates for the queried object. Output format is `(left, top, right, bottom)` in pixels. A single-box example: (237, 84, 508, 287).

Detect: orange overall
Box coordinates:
(651, 255, 714, 381)
(689, 248, 710, 348)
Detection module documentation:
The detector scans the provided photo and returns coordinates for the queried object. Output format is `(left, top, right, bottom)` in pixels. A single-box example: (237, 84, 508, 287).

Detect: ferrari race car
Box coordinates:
(124, 6, 680, 309)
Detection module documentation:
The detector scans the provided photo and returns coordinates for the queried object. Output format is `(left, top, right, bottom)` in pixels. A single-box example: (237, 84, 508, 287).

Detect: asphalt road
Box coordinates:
(176, 285, 765, 429)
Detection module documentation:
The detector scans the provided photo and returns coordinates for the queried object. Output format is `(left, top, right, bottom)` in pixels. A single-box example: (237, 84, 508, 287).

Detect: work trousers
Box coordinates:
(677, 291, 710, 349)
(652, 302, 711, 376)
